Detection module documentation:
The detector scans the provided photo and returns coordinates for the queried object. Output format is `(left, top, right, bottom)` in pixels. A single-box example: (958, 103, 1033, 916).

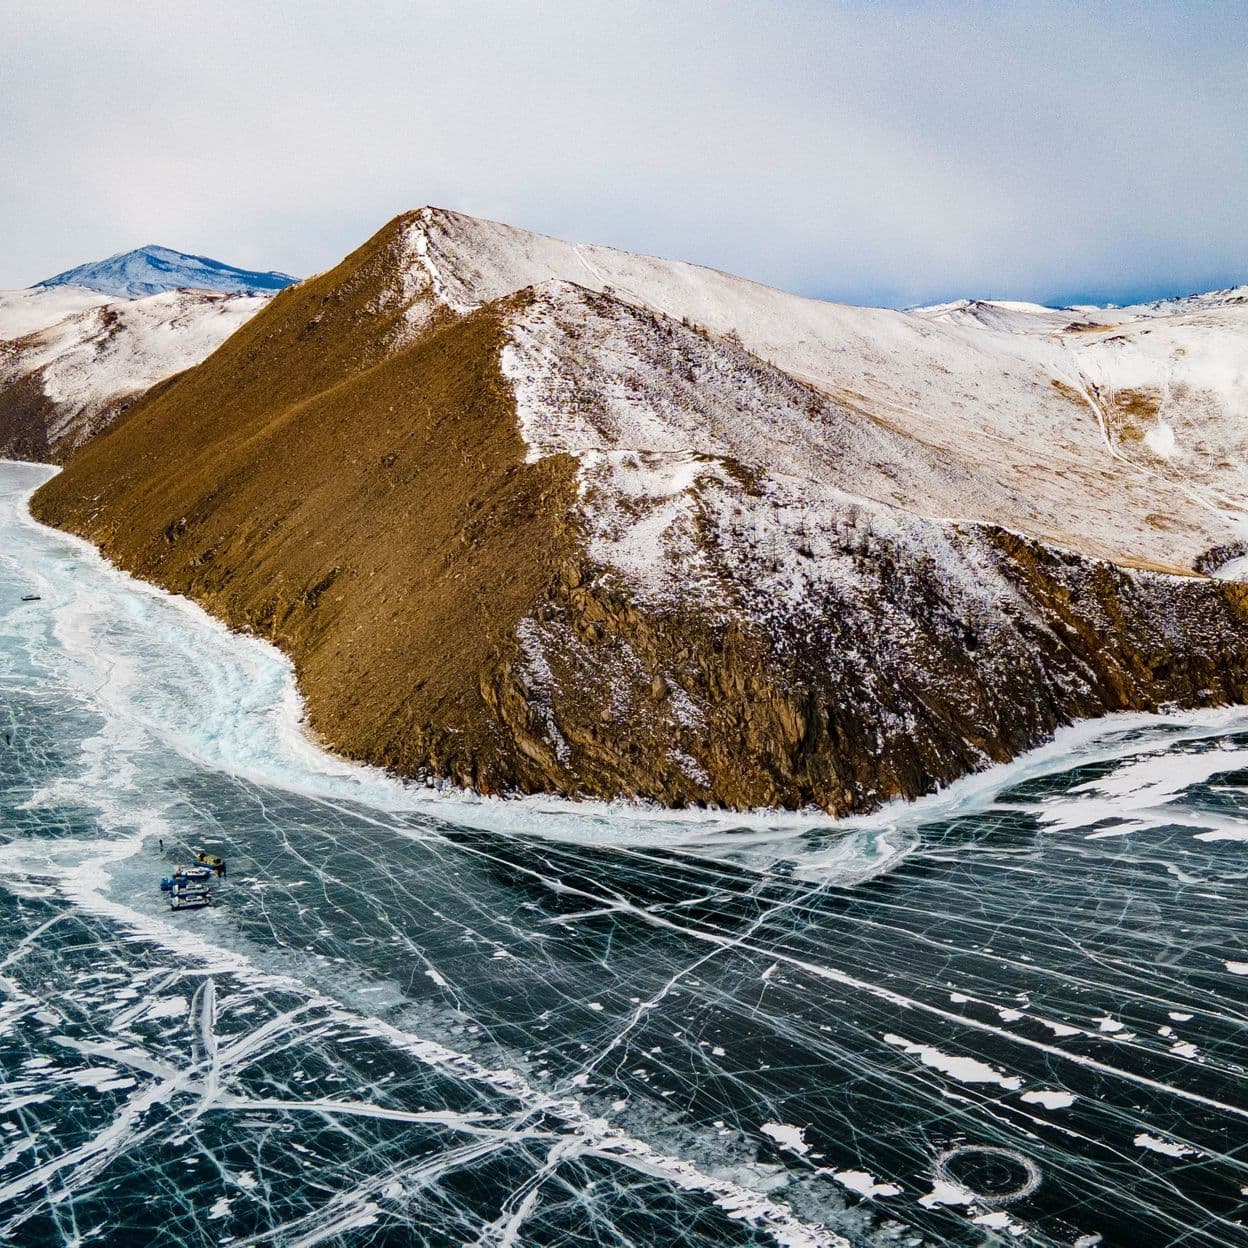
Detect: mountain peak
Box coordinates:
(36, 245, 298, 300)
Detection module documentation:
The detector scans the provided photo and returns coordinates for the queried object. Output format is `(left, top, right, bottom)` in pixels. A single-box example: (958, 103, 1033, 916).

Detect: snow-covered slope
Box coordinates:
(487, 257, 1248, 810)
(38, 245, 296, 299)
(910, 298, 1102, 334)
(402, 207, 1248, 574)
(501, 282, 1027, 603)
(0, 285, 113, 341)
(0, 284, 271, 460)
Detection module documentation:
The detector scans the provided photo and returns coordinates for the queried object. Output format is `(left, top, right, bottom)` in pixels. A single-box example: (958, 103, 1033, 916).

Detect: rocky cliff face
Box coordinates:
(30, 210, 1248, 813)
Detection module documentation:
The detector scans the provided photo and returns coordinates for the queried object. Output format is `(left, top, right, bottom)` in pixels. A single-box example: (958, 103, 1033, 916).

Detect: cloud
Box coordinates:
(1, 0, 1243, 306)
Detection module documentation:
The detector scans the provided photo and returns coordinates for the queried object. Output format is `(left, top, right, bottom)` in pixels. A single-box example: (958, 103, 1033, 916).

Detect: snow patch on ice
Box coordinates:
(882, 1033, 1023, 1090)
(1020, 1089, 1075, 1110)
(760, 1122, 809, 1156)
(1133, 1132, 1198, 1158)
(829, 1168, 901, 1198)
(918, 1178, 975, 1210)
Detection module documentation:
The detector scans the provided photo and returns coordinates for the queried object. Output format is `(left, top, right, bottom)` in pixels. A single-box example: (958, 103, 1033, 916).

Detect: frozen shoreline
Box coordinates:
(9, 455, 1248, 882)
(3, 450, 1247, 1246)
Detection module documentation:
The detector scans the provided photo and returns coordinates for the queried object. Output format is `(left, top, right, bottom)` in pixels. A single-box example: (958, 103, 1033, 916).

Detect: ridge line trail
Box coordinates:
(570, 244, 651, 315)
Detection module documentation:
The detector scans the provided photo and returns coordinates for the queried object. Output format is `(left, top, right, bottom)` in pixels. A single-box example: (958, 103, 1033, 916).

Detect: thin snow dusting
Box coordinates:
(429, 206, 1248, 571)
(499, 281, 1043, 625)
(36, 291, 267, 414)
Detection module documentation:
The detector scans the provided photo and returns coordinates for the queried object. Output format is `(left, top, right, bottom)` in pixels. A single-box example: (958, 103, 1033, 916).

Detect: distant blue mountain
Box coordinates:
(37, 245, 298, 299)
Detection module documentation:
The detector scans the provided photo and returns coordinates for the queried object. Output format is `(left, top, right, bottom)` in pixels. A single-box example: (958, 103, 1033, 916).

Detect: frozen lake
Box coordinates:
(1, 458, 1245, 1246)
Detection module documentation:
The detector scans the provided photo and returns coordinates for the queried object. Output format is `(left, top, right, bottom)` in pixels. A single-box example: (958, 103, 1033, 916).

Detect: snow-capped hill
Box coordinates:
(501, 283, 1027, 620)
(31, 207, 1248, 816)
(38, 244, 297, 299)
(1, 283, 273, 461)
(912, 285, 1248, 330)
(910, 298, 1090, 334)
(502, 280, 1011, 525)
(3, 245, 292, 460)
(397, 208, 1248, 573)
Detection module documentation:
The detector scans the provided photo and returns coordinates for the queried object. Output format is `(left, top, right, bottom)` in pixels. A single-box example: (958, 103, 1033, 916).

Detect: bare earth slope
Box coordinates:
(31, 209, 1248, 813)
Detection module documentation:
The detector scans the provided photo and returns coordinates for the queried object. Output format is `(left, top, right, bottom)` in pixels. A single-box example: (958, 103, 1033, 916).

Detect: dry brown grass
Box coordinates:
(33, 222, 581, 792)
(1104, 387, 1161, 446)
(1048, 378, 1084, 404)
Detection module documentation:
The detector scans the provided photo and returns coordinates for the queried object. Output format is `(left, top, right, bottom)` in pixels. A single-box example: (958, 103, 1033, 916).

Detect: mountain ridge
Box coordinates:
(37, 244, 297, 299)
(28, 208, 1248, 813)
(398, 207, 1248, 571)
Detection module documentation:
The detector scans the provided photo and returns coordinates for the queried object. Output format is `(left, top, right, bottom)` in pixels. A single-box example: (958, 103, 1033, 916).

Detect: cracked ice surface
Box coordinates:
(0, 460, 1246, 1247)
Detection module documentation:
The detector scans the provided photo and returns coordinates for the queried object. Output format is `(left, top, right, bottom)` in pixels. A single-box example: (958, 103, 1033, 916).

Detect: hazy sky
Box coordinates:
(2, 1, 1244, 306)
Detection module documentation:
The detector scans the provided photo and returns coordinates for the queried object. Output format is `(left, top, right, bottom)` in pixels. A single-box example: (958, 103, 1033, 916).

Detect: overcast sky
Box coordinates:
(2, 1, 1244, 306)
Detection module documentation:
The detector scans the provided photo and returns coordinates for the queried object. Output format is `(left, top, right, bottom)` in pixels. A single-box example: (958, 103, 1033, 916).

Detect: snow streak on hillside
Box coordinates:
(500, 283, 1014, 616)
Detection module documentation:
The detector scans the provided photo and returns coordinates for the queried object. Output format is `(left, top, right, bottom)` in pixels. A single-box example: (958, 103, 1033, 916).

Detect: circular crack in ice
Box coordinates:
(933, 1145, 1041, 1207)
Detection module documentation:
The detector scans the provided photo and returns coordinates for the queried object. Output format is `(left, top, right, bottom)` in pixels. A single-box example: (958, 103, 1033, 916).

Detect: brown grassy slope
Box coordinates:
(51, 214, 429, 496)
(31, 231, 582, 792)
